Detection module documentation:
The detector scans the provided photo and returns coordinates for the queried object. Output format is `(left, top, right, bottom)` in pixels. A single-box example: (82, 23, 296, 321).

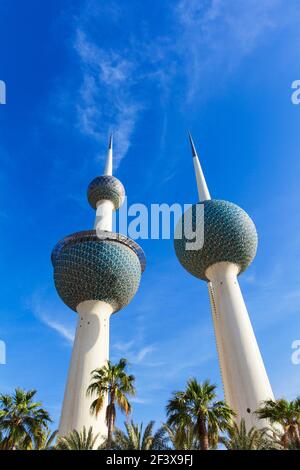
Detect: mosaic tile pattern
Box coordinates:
(87, 175, 125, 210)
(174, 199, 258, 281)
(52, 230, 144, 312)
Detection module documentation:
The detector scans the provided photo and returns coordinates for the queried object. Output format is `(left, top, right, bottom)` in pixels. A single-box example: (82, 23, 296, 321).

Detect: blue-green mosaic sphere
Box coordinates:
(174, 200, 258, 281)
(51, 231, 145, 312)
(87, 175, 125, 210)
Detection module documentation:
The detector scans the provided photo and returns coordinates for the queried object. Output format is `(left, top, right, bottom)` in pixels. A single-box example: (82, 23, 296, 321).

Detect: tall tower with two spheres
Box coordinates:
(51, 137, 146, 438)
(174, 134, 274, 429)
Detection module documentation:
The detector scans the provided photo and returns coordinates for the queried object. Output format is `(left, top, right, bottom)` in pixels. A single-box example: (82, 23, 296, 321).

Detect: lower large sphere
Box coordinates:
(52, 231, 144, 312)
(174, 199, 258, 281)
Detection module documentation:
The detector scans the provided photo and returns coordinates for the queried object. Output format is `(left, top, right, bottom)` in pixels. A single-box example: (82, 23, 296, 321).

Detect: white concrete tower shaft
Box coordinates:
(58, 300, 113, 439)
(189, 134, 274, 429)
(94, 135, 114, 232)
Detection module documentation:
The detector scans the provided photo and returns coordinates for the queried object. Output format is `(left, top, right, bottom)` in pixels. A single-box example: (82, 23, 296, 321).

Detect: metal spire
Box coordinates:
(188, 132, 211, 202)
(104, 134, 113, 176)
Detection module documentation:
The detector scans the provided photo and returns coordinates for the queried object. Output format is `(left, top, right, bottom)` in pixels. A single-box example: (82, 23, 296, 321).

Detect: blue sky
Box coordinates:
(0, 0, 300, 431)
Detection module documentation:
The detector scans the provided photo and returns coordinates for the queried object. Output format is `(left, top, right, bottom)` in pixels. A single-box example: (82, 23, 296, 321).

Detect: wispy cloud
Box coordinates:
(113, 340, 135, 354)
(38, 317, 74, 344)
(55, 0, 179, 170)
(74, 28, 142, 167)
(134, 346, 156, 364)
(112, 339, 155, 366)
(131, 397, 151, 405)
(26, 291, 75, 344)
(46, 0, 298, 188)
(175, 0, 286, 101)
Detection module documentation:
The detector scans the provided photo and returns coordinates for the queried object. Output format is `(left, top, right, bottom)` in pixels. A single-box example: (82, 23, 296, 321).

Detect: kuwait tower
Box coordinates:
(174, 134, 274, 429)
(51, 136, 146, 438)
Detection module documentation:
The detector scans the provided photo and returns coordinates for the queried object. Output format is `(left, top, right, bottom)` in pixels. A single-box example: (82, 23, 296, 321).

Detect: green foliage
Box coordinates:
(33, 429, 58, 450)
(163, 423, 200, 450)
(256, 397, 300, 449)
(166, 379, 235, 450)
(0, 388, 52, 450)
(1, 382, 299, 452)
(56, 426, 99, 450)
(220, 419, 276, 450)
(103, 420, 168, 450)
(87, 358, 135, 448)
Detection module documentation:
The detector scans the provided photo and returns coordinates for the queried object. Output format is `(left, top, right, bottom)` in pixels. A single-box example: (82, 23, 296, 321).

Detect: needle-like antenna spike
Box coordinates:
(187, 132, 211, 202)
(109, 133, 113, 150)
(104, 134, 113, 176)
(188, 131, 197, 158)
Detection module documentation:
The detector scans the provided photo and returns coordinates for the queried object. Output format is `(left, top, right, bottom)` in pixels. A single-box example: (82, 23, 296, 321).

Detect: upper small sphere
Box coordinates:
(174, 199, 258, 281)
(52, 230, 145, 312)
(87, 175, 125, 210)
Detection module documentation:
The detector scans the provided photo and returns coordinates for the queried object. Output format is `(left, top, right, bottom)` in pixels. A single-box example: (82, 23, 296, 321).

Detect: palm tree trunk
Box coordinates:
(106, 395, 115, 449)
(291, 425, 300, 449)
(294, 424, 300, 448)
(281, 430, 290, 449)
(107, 416, 113, 449)
(198, 415, 209, 450)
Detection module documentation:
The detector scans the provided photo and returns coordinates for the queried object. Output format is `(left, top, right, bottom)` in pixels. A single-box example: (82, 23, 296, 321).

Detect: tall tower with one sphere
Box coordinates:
(174, 134, 274, 429)
(51, 136, 146, 439)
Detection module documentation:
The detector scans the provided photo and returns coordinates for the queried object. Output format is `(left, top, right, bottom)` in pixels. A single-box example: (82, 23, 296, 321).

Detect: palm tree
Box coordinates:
(0, 388, 51, 450)
(256, 397, 300, 449)
(56, 426, 98, 450)
(107, 420, 168, 450)
(0, 431, 4, 450)
(166, 379, 235, 450)
(163, 423, 200, 450)
(87, 358, 135, 449)
(220, 419, 272, 450)
(33, 429, 58, 450)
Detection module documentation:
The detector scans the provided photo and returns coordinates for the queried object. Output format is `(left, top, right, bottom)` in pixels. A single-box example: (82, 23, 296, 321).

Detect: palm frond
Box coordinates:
(56, 426, 99, 450)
